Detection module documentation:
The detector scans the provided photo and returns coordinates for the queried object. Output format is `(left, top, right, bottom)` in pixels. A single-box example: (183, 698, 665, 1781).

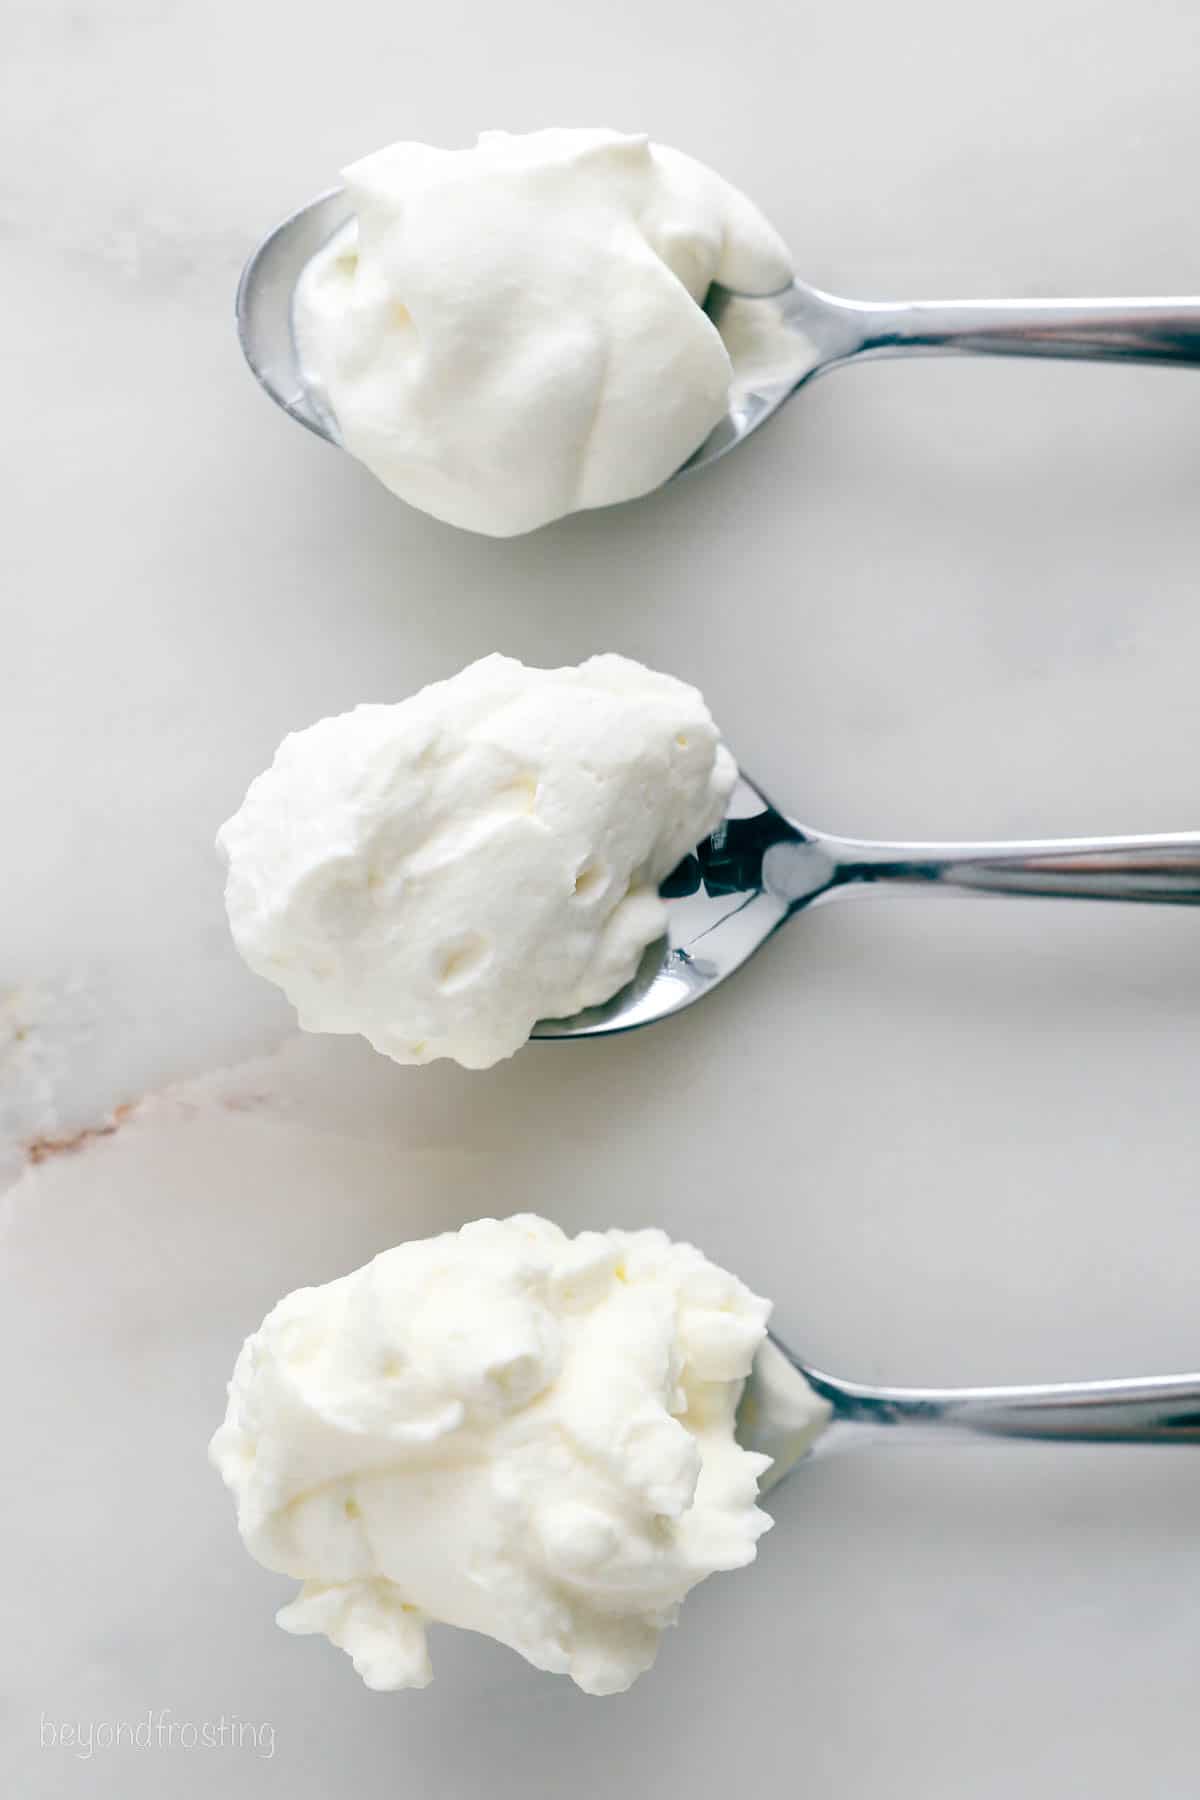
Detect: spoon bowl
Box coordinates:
(235, 188, 817, 467)
(235, 188, 350, 445)
(532, 771, 798, 1039)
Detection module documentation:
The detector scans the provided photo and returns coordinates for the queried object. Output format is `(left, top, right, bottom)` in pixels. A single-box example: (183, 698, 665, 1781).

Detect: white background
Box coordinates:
(3, 0, 1199, 1794)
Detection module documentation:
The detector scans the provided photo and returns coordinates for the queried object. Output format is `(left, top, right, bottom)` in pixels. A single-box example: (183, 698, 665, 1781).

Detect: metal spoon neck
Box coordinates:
(789, 282, 1200, 370)
(800, 1363, 1200, 1448)
(763, 826, 1200, 910)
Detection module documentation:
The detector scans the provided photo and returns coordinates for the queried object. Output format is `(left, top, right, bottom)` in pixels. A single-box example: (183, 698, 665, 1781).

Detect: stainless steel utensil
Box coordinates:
(739, 1337, 1200, 1494)
(531, 771, 1200, 1040)
(236, 188, 1200, 476)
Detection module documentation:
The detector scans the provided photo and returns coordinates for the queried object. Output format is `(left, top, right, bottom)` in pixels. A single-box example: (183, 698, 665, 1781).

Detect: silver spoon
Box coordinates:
(531, 772, 1200, 1040)
(236, 188, 1200, 471)
(739, 1337, 1200, 1495)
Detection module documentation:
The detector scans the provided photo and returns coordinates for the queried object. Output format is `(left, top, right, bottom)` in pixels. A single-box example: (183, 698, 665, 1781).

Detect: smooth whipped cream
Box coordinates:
(218, 653, 735, 1069)
(294, 128, 793, 535)
(209, 1214, 773, 1695)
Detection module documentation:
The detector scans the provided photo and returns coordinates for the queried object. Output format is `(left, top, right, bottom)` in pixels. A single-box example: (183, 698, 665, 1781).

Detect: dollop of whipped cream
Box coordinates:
(218, 653, 736, 1069)
(209, 1214, 772, 1695)
(294, 127, 793, 535)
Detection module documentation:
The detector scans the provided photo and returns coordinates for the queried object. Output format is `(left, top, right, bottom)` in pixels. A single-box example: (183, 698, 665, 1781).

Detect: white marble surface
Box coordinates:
(3, 1, 1200, 1794)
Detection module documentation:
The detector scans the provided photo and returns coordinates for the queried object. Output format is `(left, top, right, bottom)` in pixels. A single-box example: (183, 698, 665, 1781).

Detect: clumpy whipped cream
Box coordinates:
(294, 128, 793, 535)
(210, 1214, 772, 1695)
(218, 653, 736, 1069)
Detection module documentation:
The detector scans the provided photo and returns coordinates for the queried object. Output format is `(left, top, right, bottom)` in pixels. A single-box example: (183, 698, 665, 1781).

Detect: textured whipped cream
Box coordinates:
(218, 653, 736, 1069)
(209, 1214, 773, 1695)
(294, 128, 793, 535)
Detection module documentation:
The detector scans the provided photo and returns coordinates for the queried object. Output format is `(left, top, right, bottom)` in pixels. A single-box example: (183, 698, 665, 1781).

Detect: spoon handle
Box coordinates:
(769, 831, 1200, 907)
(847, 295, 1200, 368)
(803, 1366, 1200, 1447)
